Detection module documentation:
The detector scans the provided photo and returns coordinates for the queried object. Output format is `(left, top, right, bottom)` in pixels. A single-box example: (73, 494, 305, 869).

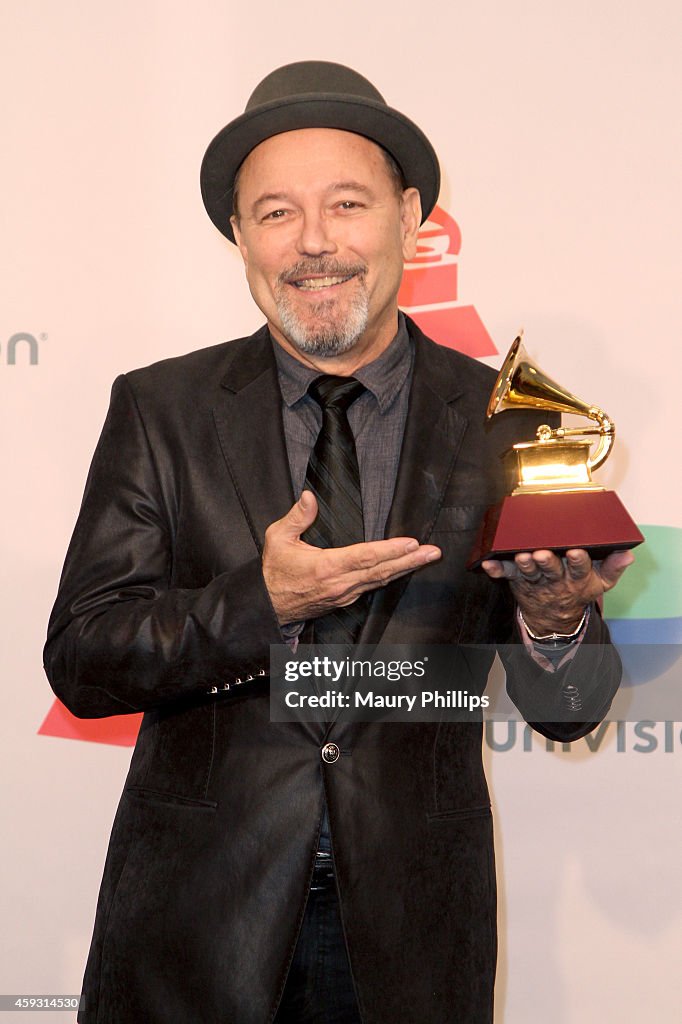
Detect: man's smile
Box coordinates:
(278, 258, 368, 300)
(290, 273, 358, 291)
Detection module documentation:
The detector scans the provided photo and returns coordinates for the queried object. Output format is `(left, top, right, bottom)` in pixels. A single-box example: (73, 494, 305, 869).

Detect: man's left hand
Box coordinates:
(481, 548, 634, 636)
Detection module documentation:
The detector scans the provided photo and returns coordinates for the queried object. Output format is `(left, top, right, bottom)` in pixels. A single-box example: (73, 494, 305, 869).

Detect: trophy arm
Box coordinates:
(586, 407, 615, 472)
(535, 407, 616, 473)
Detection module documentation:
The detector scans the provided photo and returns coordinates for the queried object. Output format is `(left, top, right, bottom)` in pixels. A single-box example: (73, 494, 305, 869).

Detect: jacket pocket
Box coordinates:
(129, 700, 217, 803)
(125, 785, 218, 810)
(426, 804, 491, 823)
(431, 504, 488, 533)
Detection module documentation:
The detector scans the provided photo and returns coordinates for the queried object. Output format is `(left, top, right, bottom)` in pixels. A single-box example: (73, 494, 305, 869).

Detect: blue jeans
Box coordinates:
(274, 855, 362, 1024)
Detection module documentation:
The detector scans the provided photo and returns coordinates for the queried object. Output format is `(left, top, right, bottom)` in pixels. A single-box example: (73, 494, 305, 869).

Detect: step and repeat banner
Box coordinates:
(2, 2, 680, 1021)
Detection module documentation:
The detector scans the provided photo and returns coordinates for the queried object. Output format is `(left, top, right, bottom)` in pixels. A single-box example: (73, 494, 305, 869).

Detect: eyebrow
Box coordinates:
(328, 181, 373, 196)
(250, 192, 290, 215)
(250, 181, 374, 216)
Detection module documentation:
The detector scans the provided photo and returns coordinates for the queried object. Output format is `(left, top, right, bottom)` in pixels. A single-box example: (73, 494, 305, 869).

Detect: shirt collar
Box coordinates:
(272, 312, 412, 414)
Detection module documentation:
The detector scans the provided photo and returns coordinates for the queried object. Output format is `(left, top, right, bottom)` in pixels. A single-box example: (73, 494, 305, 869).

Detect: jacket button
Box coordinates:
(321, 742, 340, 764)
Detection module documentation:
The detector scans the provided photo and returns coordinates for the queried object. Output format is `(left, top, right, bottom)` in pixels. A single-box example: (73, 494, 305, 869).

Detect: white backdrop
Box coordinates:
(2, 1, 681, 1021)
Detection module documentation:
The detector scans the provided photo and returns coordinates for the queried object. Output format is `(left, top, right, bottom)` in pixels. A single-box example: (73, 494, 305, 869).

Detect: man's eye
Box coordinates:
(338, 200, 361, 210)
(263, 209, 287, 220)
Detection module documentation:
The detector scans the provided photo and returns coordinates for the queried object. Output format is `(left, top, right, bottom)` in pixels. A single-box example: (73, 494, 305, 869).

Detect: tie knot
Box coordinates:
(308, 375, 366, 413)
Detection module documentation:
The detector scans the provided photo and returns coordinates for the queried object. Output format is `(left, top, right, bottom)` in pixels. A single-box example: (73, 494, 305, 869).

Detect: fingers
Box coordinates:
(484, 550, 600, 584)
(481, 559, 521, 580)
(506, 548, 633, 589)
(481, 560, 508, 579)
(596, 549, 635, 589)
(564, 549, 592, 580)
(482, 551, 565, 583)
(309, 538, 441, 605)
(333, 537, 441, 584)
(292, 537, 442, 615)
(513, 554, 545, 583)
(519, 551, 564, 582)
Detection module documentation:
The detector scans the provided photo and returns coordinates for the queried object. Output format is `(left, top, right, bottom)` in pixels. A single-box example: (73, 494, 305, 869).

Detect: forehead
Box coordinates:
(236, 128, 392, 195)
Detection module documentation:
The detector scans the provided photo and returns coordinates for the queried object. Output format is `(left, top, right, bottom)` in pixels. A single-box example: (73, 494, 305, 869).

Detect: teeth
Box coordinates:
(293, 275, 352, 290)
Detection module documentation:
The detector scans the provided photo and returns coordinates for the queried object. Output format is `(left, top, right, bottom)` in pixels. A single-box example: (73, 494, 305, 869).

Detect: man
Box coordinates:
(45, 62, 632, 1024)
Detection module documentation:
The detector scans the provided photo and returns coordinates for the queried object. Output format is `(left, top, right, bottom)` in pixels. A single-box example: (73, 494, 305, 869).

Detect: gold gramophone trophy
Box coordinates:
(468, 332, 643, 567)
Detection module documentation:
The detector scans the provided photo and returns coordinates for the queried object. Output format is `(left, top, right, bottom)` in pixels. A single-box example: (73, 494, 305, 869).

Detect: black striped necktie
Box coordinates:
(303, 375, 369, 645)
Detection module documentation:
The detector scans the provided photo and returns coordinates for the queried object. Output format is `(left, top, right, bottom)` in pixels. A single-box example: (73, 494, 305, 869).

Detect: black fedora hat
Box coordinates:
(200, 60, 440, 244)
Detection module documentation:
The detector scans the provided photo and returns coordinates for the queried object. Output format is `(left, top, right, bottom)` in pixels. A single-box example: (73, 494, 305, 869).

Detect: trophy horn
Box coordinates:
(487, 332, 615, 472)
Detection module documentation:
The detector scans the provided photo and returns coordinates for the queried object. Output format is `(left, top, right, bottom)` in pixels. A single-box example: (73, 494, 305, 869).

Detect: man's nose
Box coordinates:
(295, 210, 337, 256)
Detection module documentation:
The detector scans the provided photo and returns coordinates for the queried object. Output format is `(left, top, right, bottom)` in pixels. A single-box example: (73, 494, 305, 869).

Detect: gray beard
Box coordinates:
(275, 284, 370, 358)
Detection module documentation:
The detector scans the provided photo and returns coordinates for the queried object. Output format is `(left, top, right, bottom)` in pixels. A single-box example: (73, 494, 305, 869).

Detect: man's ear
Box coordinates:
(231, 216, 248, 270)
(400, 187, 422, 261)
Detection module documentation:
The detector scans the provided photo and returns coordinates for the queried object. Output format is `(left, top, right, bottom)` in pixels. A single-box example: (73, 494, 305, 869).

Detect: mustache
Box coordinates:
(278, 258, 368, 285)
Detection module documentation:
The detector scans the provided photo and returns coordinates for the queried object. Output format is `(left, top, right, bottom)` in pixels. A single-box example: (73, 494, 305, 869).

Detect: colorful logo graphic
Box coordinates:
(38, 702, 142, 747)
(398, 205, 497, 357)
(602, 525, 682, 684)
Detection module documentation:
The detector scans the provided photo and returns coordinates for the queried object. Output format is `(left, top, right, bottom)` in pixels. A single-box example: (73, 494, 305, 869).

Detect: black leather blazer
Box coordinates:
(45, 318, 620, 1024)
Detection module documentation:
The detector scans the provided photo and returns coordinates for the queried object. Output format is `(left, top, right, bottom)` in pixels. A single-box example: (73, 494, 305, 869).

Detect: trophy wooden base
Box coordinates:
(467, 490, 644, 569)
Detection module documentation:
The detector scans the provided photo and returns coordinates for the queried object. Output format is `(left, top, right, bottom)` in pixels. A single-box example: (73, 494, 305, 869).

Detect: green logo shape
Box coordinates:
(603, 525, 682, 619)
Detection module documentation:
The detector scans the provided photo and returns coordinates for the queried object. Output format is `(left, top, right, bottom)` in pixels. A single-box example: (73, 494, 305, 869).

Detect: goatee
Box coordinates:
(275, 259, 369, 357)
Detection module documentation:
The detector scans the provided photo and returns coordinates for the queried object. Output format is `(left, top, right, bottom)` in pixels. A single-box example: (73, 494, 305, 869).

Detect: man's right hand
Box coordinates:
(262, 491, 442, 625)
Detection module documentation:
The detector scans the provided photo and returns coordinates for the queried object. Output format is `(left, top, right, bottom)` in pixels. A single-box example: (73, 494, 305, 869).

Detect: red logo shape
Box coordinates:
(398, 204, 497, 357)
(38, 700, 141, 747)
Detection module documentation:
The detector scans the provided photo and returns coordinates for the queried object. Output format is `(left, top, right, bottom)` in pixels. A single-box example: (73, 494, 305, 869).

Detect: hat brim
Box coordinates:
(200, 94, 440, 243)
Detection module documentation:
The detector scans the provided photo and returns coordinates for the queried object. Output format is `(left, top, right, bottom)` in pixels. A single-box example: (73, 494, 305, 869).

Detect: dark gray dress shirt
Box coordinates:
(273, 313, 413, 542)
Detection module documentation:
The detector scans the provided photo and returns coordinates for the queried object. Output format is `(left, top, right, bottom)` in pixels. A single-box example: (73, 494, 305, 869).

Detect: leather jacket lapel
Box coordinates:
(213, 328, 328, 742)
(212, 326, 295, 553)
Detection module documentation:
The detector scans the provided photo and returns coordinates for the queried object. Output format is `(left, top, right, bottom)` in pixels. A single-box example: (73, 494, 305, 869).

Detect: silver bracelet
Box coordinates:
(518, 606, 588, 645)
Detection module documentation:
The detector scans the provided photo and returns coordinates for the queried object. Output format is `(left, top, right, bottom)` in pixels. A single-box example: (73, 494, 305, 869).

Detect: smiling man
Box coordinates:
(45, 61, 630, 1024)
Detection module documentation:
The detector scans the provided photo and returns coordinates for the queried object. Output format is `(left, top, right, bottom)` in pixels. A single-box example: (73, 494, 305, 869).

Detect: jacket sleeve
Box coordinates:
(43, 374, 283, 718)
(498, 602, 622, 742)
